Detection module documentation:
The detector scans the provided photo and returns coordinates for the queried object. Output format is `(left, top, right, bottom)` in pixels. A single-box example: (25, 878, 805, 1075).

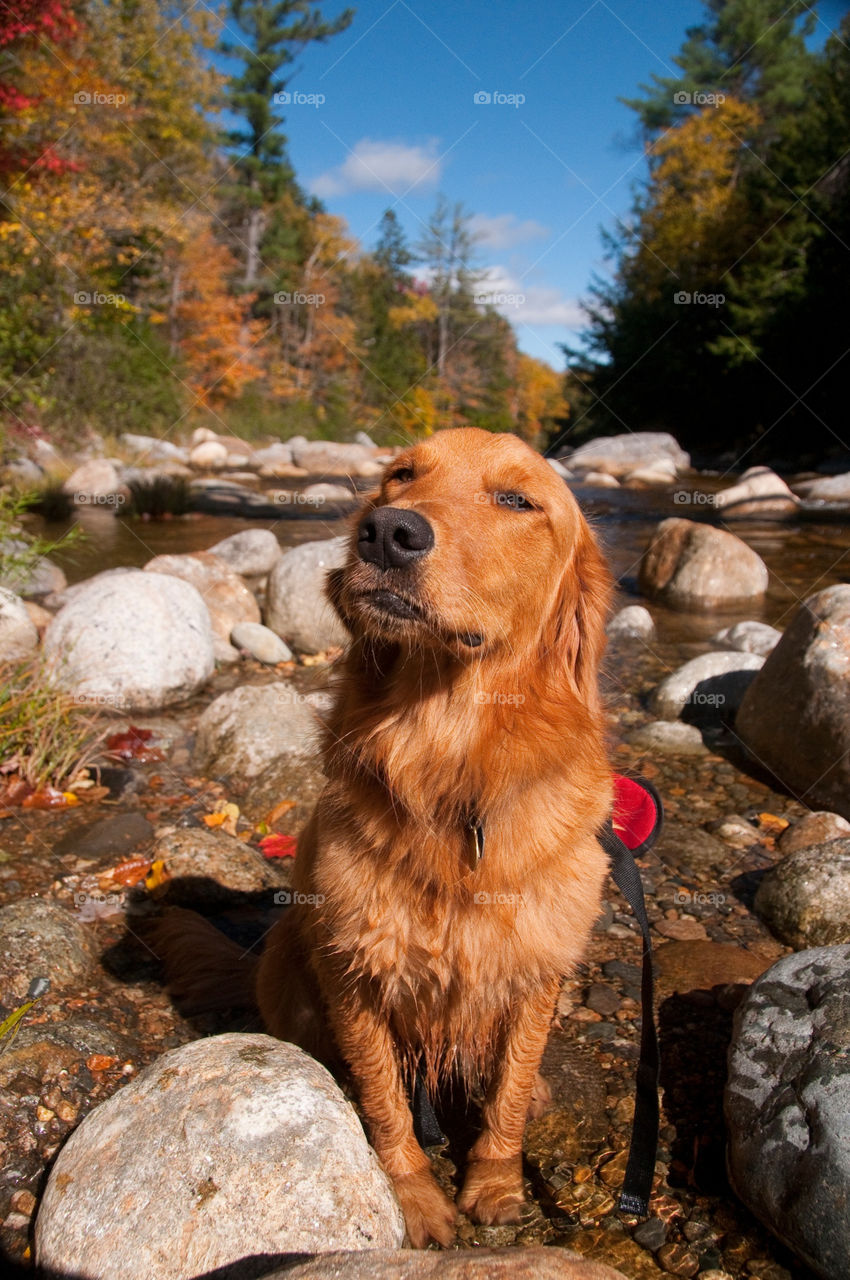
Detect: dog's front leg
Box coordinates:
(321, 974, 457, 1248)
(458, 975, 561, 1225)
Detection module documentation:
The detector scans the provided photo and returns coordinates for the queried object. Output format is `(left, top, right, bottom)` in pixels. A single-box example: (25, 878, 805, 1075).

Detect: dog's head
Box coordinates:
(328, 428, 610, 700)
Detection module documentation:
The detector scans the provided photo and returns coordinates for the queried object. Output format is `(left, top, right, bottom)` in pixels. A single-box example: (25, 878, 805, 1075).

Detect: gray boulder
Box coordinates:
(0, 537, 67, 597)
(0, 899, 96, 1003)
(626, 720, 707, 755)
(35, 1034, 405, 1280)
(639, 518, 769, 610)
(44, 570, 215, 711)
(121, 433, 188, 464)
(792, 472, 850, 504)
(0, 585, 39, 661)
(725, 946, 850, 1279)
(711, 619, 782, 656)
(271, 1247, 630, 1279)
(265, 536, 348, 654)
(736, 585, 850, 819)
(779, 811, 850, 855)
(606, 604, 655, 641)
(207, 528, 282, 577)
(713, 466, 800, 519)
(62, 458, 122, 502)
(755, 839, 850, 948)
(649, 650, 764, 723)
(566, 432, 689, 477)
(231, 620, 293, 664)
(193, 682, 326, 819)
(144, 551, 260, 662)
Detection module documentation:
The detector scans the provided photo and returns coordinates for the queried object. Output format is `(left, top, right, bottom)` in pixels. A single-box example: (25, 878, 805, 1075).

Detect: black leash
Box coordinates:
(598, 781, 662, 1215)
(411, 776, 662, 1217)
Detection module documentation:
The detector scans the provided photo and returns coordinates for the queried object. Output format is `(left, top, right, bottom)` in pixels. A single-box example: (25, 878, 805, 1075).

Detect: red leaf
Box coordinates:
(259, 834, 297, 859)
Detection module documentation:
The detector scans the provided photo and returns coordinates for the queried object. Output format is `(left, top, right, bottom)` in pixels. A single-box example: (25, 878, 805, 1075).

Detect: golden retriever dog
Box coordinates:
(159, 427, 613, 1248)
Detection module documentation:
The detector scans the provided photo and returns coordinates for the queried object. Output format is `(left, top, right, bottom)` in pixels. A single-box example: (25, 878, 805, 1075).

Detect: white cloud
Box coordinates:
(474, 266, 584, 328)
(469, 213, 549, 250)
(309, 139, 441, 198)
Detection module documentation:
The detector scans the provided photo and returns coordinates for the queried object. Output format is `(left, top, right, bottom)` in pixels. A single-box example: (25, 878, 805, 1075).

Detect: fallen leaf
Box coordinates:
(86, 1055, 118, 1072)
(758, 812, 789, 835)
(259, 833, 297, 859)
(144, 859, 170, 894)
(105, 726, 165, 763)
(203, 801, 240, 836)
(107, 858, 152, 888)
(265, 798, 297, 828)
(22, 787, 76, 810)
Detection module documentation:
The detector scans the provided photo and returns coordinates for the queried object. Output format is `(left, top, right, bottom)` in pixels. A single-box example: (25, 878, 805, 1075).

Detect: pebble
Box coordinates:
(656, 1242, 700, 1275)
(633, 1217, 669, 1250)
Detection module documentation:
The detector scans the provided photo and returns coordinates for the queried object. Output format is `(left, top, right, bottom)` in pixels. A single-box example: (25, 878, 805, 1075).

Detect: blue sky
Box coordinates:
(223, 0, 848, 369)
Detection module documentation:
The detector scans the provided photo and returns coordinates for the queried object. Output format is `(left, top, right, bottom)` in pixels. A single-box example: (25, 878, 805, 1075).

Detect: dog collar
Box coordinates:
(465, 816, 485, 871)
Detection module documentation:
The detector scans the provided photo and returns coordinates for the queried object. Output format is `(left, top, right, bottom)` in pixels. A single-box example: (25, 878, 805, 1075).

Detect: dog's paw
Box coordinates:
(393, 1169, 457, 1248)
(457, 1156, 526, 1225)
(527, 1070, 552, 1119)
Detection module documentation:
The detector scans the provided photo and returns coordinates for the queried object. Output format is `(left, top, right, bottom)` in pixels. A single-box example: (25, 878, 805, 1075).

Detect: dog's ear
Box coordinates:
(543, 517, 611, 711)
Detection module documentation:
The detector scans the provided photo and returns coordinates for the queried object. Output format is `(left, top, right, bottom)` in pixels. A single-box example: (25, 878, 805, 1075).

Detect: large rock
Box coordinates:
(711, 619, 782, 656)
(291, 439, 373, 475)
(207, 528, 282, 577)
(626, 720, 707, 755)
(44, 570, 215, 711)
(606, 604, 655, 641)
(736, 585, 850, 818)
(35, 1034, 405, 1280)
(270, 1247, 630, 1279)
(62, 458, 122, 502)
(725, 946, 850, 1279)
(0, 899, 96, 1002)
(754, 839, 850, 948)
(779, 811, 850, 855)
(265, 536, 348, 654)
(713, 466, 800, 519)
(565, 432, 689, 478)
(152, 827, 286, 906)
(638, 518, 769, 610)
(792, 472, 850, 504)
(649, 650, 764, 722)
(189, 439, 228, 469)
(0, 538, 67, 597)
(144, 551, 260, 661)
(0, 585, 39, 661)
(121, 433, 188, 464)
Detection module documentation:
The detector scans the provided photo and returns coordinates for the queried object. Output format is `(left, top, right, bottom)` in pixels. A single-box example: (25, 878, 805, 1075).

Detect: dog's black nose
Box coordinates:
(357, 506, 434, 570)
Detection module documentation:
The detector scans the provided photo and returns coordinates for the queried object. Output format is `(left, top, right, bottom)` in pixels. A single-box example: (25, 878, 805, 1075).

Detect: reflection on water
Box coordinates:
(32, 484, 850, 648)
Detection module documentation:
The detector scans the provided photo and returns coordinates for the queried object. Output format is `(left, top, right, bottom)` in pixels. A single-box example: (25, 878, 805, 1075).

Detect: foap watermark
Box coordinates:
(474, 291, 526, 308)
(74, 291, 126, 307)
(73, 691, 126, 708)
(74, 90, 127, 107)
(673, 490, 717, 506)
(274, 890, 326, 905)
(673, 90, 725, 106)
(273, 291, 325, 307)
(673, 290, 725, 308)
(274, 491, 326, 507)
(473, 491, 530, 509)
(273, 90, 325, 108)
(686, 691, 726, 708)
(473, 891, 526, 906)
(473, 90, 525, 107)
(75, 492, 125, 507)
(73, 891, 123, 921)
(473, 691, 526, 705)
(673, 889, 726, 906)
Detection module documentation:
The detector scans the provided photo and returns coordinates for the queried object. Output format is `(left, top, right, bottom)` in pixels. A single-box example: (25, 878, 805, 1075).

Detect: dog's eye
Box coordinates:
(495, 492, 536, 511)
(388, 466, 414, 483)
